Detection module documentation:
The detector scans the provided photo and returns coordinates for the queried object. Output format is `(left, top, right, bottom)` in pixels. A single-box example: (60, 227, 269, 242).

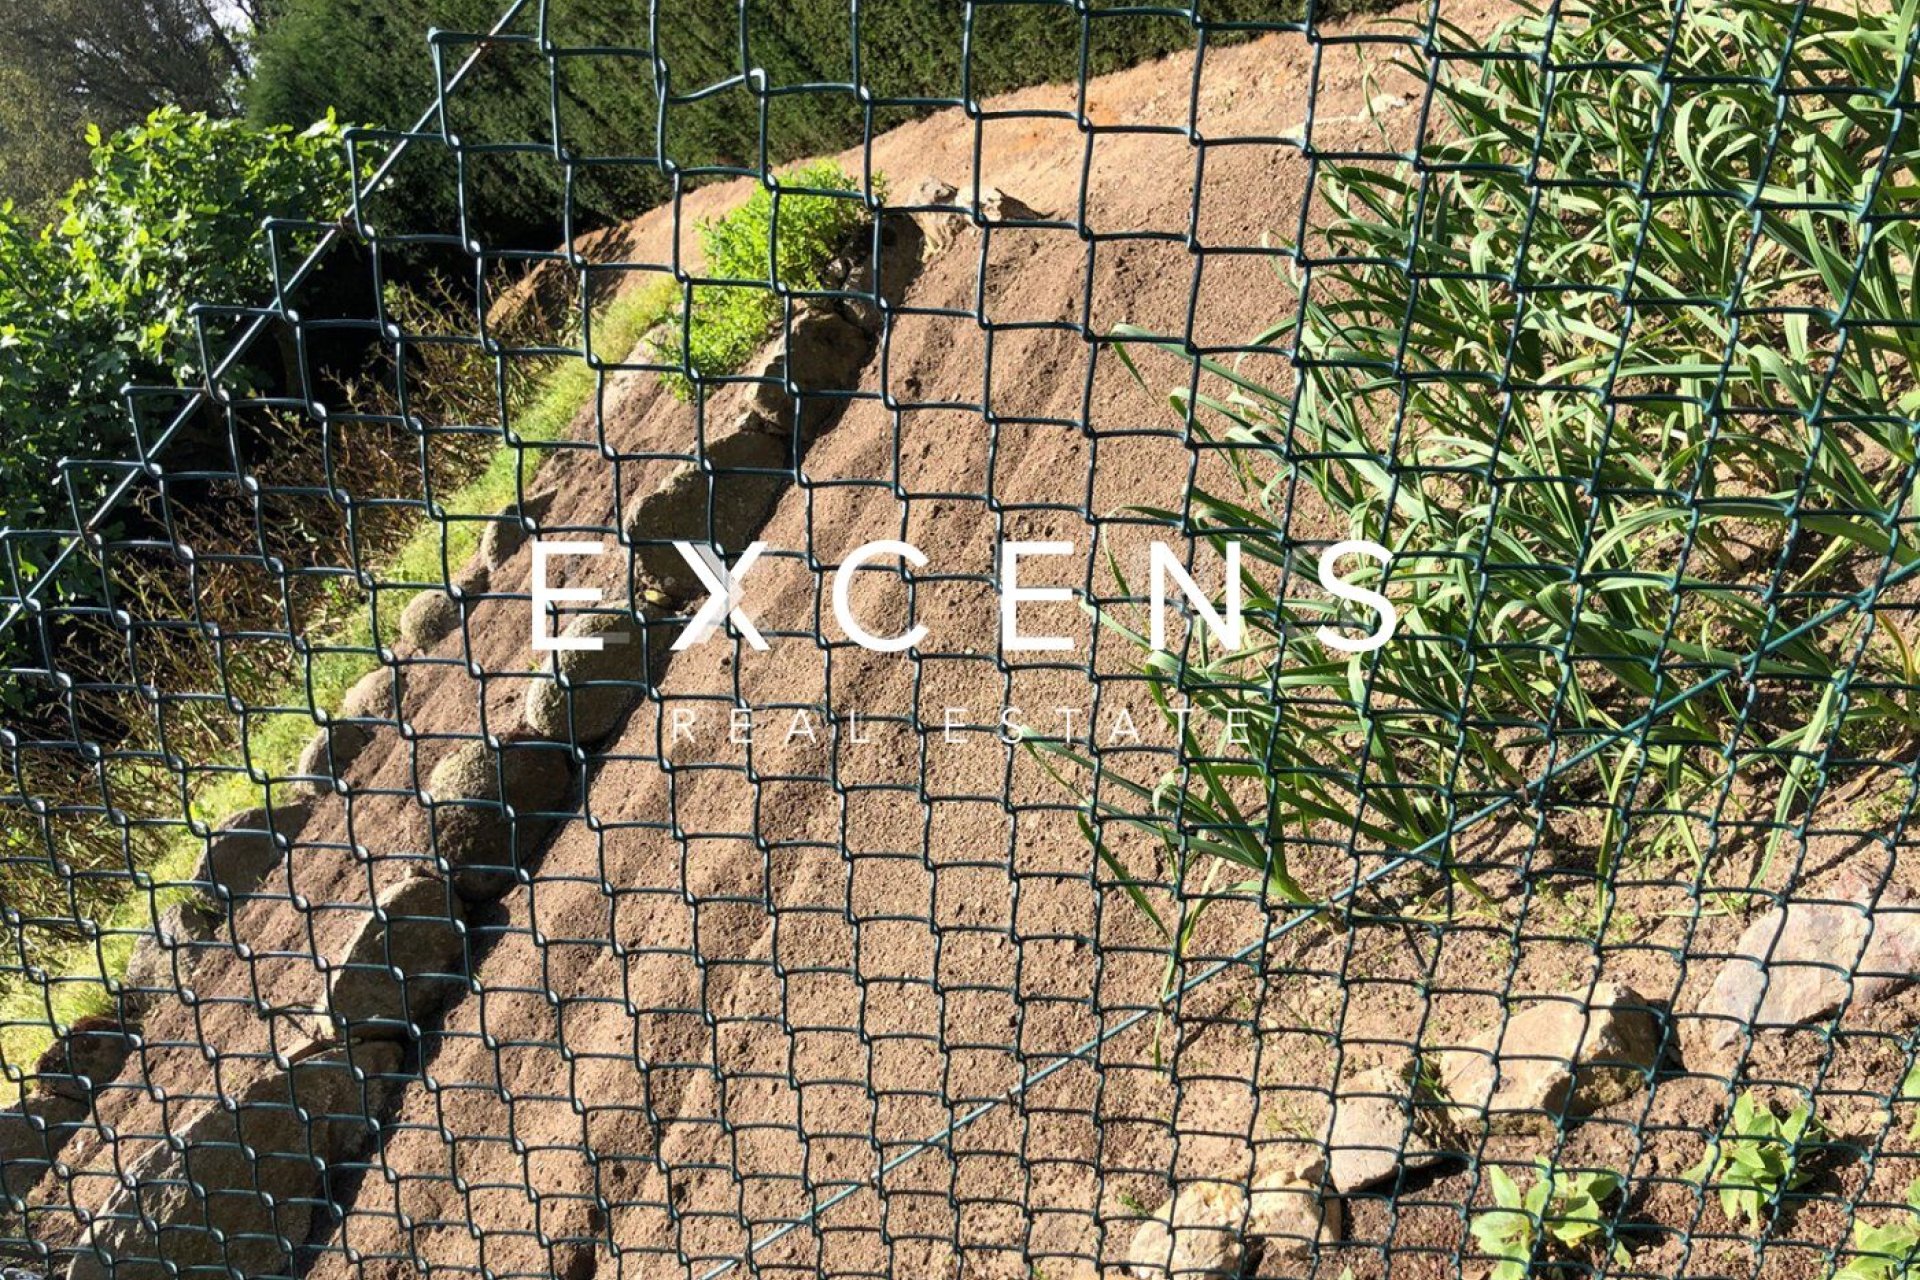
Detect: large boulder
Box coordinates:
(1435, 981, 1661, 1134)
(67, 1043, 402, 1280)
(0, 1092, 89, 1204)
(523, 608, 671, 745)
(327, 876, 469, 1040)
(33, 1015, 133, 1104)
(196, 799, 312, 901)
(625, 429, 790, 598)
(1697, 881, 1920, 1055)
(1124, 1158, 1340, 1279)
(424, 735, 574, 900)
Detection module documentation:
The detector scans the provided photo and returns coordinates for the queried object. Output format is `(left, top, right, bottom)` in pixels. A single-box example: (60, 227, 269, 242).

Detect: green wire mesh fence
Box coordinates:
(4, 0, 1920, 1277)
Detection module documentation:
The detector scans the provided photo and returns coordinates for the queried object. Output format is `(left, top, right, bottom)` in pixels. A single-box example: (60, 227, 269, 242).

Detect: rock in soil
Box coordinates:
(196, 798, 312, 900)
(1697, 879, 1920, 1054)
(32, 1015, 132, 1103)
(1125, 1160, 1340, 1279)
(626, 429, 791, 597)
(1247, 1159, 1343, 1271)
(425, 735, 575, 900)
(907, 177, 1047, 258)
(1325, 1065, 1451, 1192)
(738, 303, 876, 439)
(398, 563, 489, 652)
(327, 875, 469, 1039)
(1436, 981, 1661, 1134)
(338, 663, 406, 723)
(477, 488, 555, 568)
(119, 901, 217, 1017)
(289, 665, 406, 796)
(0, 1092, 88, 1202)
(294, 721, 374, 794)
(67, 1043, 401, 1280)
(524, 608, 671, 744)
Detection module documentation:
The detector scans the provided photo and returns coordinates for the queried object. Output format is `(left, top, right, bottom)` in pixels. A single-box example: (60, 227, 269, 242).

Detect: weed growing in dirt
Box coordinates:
(1060, 0, 1920, 961)
(1687, 1091, 1825, 1230)
(650, 161, 878, 399)
(1470, 1162, 1626, 1280)
(1839, 1178, 1920, 1280)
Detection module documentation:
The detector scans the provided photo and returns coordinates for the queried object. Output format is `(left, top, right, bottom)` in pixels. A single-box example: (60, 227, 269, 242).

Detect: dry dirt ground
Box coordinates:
(22, 3, 1920, 1279)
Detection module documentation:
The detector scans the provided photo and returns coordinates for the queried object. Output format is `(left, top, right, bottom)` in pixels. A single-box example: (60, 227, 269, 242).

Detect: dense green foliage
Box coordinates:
(0, 108, 356, 534)
(652, 161, 872, 398)
(0, 0, 248, 220)
(246, 0, 1318, 250)
(1053, 0, 1920, 943)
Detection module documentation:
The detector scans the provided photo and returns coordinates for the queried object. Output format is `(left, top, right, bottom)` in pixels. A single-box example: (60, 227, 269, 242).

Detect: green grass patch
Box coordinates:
(650, 161, 876, 399)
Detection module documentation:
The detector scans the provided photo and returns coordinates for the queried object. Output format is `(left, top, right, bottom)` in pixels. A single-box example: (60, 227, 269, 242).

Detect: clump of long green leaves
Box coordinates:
(1064, 0, 1920, 948)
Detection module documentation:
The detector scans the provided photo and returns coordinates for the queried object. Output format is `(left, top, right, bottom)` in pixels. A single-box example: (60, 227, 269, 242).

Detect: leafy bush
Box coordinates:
(648, 161, 875, 399)
(0, 107, 357, 534)
(245, 0, 1386, 253)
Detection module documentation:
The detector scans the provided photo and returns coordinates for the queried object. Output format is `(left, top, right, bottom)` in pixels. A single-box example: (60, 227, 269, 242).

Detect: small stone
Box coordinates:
(294, 721, 374, 793)
(33, 1015, 132, 1103)
(425, 735, 574, 900)
(477, 489, 555, 568)
(398, 563, 489, 651)
(1247, 1158, 1342, 1271)
(327, 876, 468, 1040)
(120, 901, 217, 1016)
(1436, 981, 1661, 1134)
(626, 430, 790, 597)
(739, 304, 875, 438)
(0, 1092, 88, 1203)
(67, 1044, 402, 1280)
(1125, 1161, 1339, 1279)
(523, 608, 670, 744)
(196, 799, 312, 900)
(1325, 1066, 1448, 1192)
(1699, 883, 1920, 1053)
(338, 664, 406, 724)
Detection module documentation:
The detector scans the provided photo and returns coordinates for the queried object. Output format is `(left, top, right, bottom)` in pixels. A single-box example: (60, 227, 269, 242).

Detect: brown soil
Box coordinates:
(24, 4, 1920, 1280)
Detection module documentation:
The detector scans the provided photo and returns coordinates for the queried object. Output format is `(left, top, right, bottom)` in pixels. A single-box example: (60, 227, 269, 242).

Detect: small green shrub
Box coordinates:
(649, 161, 876, 399)
(1687, 1091, 1825, 1229)
(1470, 1162, 1625, 1280)
(1840, 1178, 1920, 1280)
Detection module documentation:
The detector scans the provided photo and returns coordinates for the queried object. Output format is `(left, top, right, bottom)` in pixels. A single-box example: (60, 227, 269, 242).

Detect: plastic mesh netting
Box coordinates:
(4, 1, 1920, 1278)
